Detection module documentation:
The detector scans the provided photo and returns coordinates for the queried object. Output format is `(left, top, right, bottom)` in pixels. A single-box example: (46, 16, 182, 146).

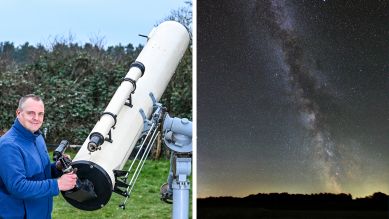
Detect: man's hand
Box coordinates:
(57, 172, 77, 191)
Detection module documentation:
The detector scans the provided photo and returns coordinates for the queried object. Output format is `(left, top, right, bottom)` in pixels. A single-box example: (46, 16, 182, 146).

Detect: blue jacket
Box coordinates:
(0, 119, 61, 219)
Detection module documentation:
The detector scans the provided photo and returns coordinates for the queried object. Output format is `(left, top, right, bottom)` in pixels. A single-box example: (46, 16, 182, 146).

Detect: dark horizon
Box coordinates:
(198, 191, 388, 200)
(198, 191, 389, 218)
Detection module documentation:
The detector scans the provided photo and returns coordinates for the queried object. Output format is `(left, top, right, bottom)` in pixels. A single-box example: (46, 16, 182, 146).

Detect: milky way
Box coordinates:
(254, 0, 345, 192)
(198, 0, 389, 198)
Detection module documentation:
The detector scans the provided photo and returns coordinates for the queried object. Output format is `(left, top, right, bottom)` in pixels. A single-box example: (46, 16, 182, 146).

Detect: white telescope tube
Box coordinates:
(87, 63, 144, 152)
(63, 21, 190, 211)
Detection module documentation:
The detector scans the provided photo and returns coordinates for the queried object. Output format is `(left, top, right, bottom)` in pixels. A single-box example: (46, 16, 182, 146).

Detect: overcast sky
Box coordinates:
(0, 0, 188, 47)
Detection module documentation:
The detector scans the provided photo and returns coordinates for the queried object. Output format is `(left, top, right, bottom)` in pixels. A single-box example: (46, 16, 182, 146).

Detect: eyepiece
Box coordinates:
(88, 133, 104, 152)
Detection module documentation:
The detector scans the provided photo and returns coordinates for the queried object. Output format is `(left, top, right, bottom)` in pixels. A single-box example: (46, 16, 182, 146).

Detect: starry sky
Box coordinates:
(197, 0, 389, 198)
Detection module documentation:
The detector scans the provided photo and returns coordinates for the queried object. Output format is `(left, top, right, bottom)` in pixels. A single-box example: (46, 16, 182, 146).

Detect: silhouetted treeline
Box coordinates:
(198, 192, 389, 211)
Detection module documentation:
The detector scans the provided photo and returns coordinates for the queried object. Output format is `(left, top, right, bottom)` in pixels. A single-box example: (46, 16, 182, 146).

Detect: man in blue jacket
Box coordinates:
(0, 94, 78, 219)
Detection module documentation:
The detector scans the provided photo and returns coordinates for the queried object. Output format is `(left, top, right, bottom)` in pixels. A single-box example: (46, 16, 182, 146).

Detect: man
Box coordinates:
(0, 94, 77, 219)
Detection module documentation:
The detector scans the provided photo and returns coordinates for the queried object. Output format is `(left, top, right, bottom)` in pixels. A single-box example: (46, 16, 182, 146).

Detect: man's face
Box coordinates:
(16, 98, 45, 133)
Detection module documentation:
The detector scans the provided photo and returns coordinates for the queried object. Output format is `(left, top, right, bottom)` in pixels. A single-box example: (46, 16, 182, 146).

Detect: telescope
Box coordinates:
(58, 20, 191, 218)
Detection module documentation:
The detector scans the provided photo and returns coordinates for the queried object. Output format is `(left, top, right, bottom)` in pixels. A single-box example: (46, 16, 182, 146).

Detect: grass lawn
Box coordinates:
(52, 157, 192, 219)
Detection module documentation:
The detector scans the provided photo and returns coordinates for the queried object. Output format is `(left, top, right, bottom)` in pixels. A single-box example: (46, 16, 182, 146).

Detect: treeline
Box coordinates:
(0, 4, 192, 145)
(198, 192, 389, 211)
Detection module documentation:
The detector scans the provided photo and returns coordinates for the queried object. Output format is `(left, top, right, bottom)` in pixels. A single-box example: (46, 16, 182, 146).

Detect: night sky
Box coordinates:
(197, 0, 389, 198)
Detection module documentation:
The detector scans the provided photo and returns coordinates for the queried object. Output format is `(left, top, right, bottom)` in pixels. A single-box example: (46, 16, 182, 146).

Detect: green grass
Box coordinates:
(51, 154, 192, 219)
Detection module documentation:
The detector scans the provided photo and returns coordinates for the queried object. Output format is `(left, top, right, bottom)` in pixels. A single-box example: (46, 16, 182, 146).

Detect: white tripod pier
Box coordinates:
(161, 114, 192, 219)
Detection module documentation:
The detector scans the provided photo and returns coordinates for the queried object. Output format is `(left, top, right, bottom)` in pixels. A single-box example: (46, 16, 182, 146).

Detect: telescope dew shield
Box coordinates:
(68, 21, 190, 210)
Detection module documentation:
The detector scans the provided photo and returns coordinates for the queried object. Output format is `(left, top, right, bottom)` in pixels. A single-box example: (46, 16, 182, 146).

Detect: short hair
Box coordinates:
(18, 94, 43, 110)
